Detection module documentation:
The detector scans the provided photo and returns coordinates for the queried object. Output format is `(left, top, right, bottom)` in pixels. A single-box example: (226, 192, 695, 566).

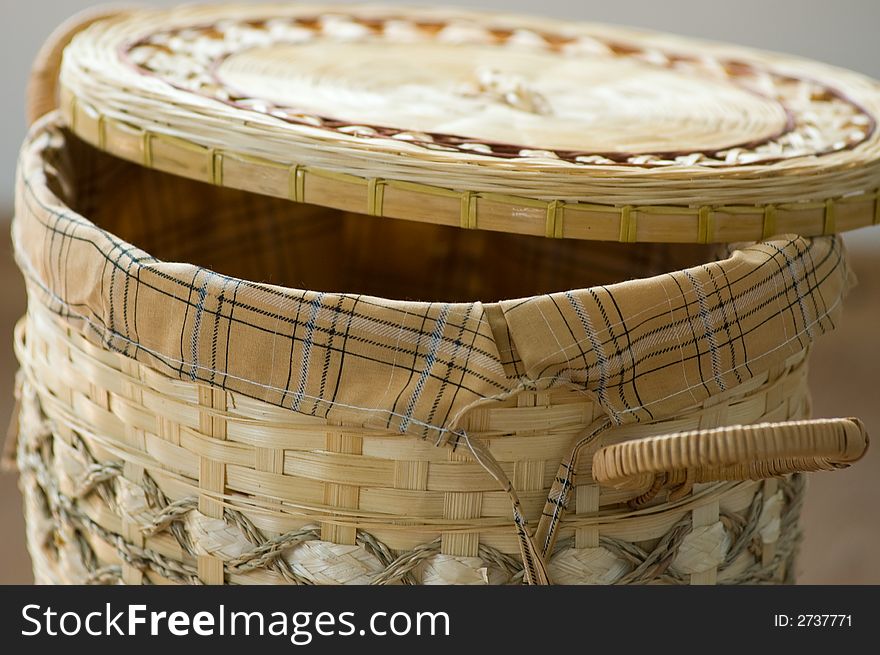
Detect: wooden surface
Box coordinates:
(0, 221, 877, 584)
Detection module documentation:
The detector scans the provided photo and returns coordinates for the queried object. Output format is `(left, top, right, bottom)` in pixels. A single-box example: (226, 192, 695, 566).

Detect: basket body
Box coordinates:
(17, 302, 809, 585)
(11, 118, 856, 585)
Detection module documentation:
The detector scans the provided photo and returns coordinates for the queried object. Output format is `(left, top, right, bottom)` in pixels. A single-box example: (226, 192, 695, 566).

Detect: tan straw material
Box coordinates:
(593, 418, 869, 490)
(14, 288, 822, 585)
(52, 4, 880, 242)
(10, 113, 866, 584)
(10, 5, 872, 585)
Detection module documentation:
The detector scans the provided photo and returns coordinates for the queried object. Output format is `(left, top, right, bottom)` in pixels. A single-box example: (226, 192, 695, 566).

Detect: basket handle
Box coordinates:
(26, 6, 128, 126)
(592, 417, 869, 493)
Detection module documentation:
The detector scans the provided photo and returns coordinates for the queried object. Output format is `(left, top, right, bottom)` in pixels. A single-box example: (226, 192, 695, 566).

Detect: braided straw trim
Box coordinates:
(15, 387, 807, 585)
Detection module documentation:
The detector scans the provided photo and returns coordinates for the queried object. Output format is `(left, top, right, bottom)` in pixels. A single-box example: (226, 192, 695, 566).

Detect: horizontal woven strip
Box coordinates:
(60, 92, 880, 245)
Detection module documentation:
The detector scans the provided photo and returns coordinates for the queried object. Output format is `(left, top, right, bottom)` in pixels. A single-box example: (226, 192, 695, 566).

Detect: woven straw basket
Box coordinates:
(9, 4, 877, 586)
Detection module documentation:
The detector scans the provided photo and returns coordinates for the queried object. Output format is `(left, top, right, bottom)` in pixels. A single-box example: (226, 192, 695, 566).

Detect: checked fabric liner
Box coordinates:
(12, 119, 854, 583)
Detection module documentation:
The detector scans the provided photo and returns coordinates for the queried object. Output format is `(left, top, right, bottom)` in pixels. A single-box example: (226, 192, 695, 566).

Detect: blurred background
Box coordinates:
(0, 0, 878, 583)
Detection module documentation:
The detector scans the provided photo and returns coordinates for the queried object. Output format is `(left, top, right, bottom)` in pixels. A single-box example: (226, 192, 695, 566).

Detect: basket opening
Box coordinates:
(57, 132, 721, 302)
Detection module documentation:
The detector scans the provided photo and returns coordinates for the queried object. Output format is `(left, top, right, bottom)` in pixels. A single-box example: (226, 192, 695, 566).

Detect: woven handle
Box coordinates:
(26, 6, 127, 126)
(592, 418, 869, 491)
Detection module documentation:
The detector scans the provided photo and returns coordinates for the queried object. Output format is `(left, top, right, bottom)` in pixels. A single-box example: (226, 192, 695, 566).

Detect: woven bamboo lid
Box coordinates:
(57, 4, 880, 242)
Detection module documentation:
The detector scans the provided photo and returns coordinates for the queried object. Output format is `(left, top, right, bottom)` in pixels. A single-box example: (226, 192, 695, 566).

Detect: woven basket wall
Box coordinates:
(16, 302, 810, 585)
(11, 118, 866, 585)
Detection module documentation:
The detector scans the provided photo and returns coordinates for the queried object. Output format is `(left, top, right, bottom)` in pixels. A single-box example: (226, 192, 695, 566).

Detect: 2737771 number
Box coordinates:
(773, 614, 852, 627)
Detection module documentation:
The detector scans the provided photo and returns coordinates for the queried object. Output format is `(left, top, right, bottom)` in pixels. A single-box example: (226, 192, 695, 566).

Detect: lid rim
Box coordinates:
(59, 94, 880, 244)
(56, 3, 880, 240)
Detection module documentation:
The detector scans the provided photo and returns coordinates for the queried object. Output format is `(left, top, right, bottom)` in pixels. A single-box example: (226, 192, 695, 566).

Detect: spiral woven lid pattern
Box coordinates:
(58, 3, 880, 241)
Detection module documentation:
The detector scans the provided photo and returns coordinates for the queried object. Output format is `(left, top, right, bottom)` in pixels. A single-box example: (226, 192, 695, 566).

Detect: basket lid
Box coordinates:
(58, 4, 880, 242)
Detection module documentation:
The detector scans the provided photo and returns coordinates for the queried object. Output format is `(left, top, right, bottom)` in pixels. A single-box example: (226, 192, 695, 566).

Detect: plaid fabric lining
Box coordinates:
(14, 119, 853, 444)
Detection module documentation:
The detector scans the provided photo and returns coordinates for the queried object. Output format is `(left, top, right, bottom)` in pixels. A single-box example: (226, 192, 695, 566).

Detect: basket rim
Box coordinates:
(14, 114, 852, 444)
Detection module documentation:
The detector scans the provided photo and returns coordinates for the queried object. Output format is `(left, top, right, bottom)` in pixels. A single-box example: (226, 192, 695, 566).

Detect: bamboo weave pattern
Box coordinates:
(10, 116, 857, 584)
